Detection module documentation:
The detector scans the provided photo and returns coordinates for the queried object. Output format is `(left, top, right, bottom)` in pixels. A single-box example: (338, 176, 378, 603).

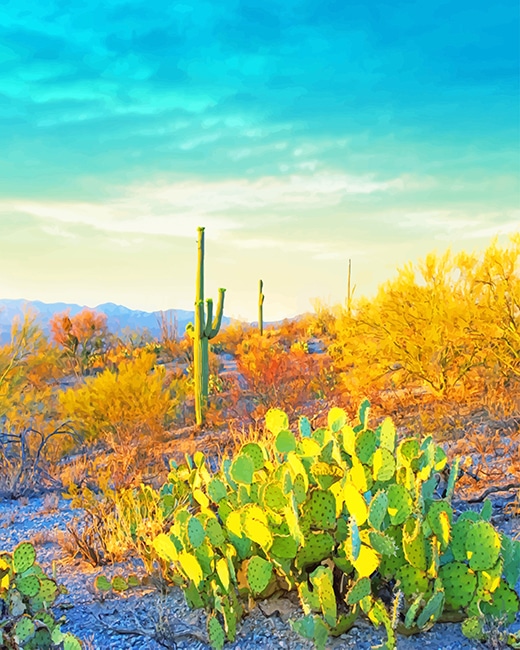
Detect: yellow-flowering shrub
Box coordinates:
(59, 350, 185, 443)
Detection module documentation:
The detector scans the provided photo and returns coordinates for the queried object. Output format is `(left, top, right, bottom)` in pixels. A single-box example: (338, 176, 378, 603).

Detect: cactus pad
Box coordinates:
(15, 574, 40, 598)
(387, 484, 412, 525)
(346, 576, 372, 605)
(13, 542, 36, 574)
(396, 564, 429, 600)
(465, 520, 501, 571)
(481, 580, 520, 625)
(310, 566, 337, 627)
(265, 408, 289, 435)
(368, 491, 389, 531)
(372, 448, 396, 482)
(416, 588, 444, 629)
(208, 615, 225, 650)
(206, 518, 226, 547)
(242, 443, 265, 471)
(295, 532, 335, 570)
(355, 430, 377, 464)
(307, 489, 337, 530)
(271, 534, 298, 559)
(368, 531, 397, 557)
(246, 556, 273, 594)
(230, 454, 254, 485)
(438, 562, 476, 609)
(188, 516, 206, 548)
(208, 477, 227, 503)
(426, 501, 452, 550)
(344, 483, 368, 526)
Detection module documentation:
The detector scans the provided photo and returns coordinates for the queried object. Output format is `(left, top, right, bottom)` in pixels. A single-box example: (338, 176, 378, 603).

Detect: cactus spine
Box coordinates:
(193, 227, 226, 425)
(258, 279, 264, 335)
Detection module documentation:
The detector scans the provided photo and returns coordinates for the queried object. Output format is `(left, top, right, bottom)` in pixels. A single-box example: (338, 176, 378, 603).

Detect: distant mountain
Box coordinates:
(0, 298, 232, 344)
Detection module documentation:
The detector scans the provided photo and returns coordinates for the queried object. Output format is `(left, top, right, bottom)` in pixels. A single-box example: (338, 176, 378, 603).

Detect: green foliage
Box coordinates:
(0, 541, 82, 648)
(98, 403, 519, 649)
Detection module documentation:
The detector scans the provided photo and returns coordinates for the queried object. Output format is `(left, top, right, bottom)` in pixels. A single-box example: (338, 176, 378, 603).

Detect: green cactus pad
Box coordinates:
(208, 477, 227, 503)
(481, 580, 520, 625)
(187, 516, 206, 548)
(438, 562, 477, 609)
(450, 518, 473, 561)
(295, 532, 335, 570)
(95, 575, 112, 592)
(355, 430, 377, 464)
(403, 518, 428, 571)
(378, 417, 396, 452)
(206, 517, 226, 547)
(346, 576, 372, 605)
(14, 616, 35, 642)
(230, 454, 255, 485)
(372, 448, 396, 482)
(404, 592, 424, 629)
(265, 408, 289, 435)
(262, 482, 287, 511)
(276, 429, 297, 454)
(15, 574, 40, 598)
(30, 627, 53, 649)
(13, 542, 36, 574)
(246, 555, 273, 594)
(38, 578, 58, 603)
(387, 484, 412, 525)
(427, 501, 453, 550)
(502, 535, 520, 588)
(241, 442, 265, 471)
(293, 473, 308, 504)
(465, 520, 501, 571)
(292, 614, 329, 650)
(368, 491, 389, 531)
(416, 588, 444, 629)
(271, 535, 298, 559)
(461, 616, 486, 641)
(298, 580, 321, 613)
(397, 438, 420, 465)
(368, 531, 397, 557)
(208, 615, 225, 650)
(111, 576, 128, 591)
(396, 564, 429, 600)
(307, 489, 337, 530)
(310, 566, 337, 627)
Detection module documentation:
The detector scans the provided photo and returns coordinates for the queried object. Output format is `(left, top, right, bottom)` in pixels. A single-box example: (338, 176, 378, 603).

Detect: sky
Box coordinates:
(1, 0, 518, 322)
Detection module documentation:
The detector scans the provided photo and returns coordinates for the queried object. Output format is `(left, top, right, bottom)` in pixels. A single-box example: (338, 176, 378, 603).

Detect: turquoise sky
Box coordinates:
(1, 0, 518, 321)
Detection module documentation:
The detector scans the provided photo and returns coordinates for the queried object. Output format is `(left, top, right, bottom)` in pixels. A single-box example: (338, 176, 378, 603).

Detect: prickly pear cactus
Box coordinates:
(0, 542, 82, 649)
(144, 402, 520, 650)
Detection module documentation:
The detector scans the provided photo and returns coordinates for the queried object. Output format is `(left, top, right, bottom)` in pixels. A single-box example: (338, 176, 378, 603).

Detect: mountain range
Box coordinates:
(0, 298, 234, 344)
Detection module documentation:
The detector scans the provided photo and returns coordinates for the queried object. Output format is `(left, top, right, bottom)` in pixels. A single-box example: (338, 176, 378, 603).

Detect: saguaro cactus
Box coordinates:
(258, 279, 265, 336)
(190, 227, 226, 426)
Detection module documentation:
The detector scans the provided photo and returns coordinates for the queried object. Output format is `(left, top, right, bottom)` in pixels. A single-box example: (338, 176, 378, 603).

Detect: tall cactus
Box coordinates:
(258, 279, 265, 336)
(190, 227, 226, 425)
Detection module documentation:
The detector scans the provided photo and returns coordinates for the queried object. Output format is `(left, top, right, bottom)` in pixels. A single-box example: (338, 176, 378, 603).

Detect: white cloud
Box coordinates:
(2, 170, 414, 241)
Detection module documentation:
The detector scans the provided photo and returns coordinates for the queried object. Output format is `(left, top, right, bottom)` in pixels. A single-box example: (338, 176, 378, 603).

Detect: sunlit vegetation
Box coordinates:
(1, 234, 519, 648)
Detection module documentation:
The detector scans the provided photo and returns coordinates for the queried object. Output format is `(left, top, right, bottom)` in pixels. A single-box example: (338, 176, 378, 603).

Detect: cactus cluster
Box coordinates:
(140, 401, 519, 649)
(0, 541, 82, 649)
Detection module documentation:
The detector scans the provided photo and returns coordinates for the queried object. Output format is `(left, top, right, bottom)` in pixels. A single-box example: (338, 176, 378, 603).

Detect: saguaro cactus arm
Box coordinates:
(206, 288, 226, 338)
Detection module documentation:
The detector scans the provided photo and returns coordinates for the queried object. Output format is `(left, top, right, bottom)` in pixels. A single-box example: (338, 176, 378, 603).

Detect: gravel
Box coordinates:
(1, 493, 519, 650)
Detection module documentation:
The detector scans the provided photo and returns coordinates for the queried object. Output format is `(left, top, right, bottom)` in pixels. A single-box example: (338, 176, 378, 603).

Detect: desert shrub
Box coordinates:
(58, 350, 186, 444)
(50, 308, 110, 376)
(328, 235, 520, 417)
(233, 331, 328, 415)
